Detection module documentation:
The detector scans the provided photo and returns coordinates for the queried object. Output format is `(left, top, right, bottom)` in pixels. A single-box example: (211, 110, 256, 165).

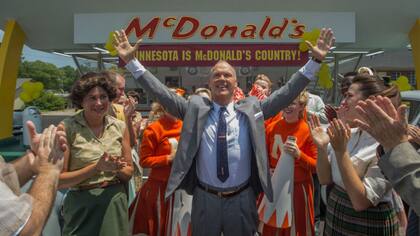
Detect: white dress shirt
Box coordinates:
(196, 102, 252, 190)
(328, 128, 393, 205)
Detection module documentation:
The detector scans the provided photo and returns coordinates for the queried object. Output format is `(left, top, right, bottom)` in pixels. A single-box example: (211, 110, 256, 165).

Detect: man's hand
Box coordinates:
(306, 28, 335, 62)
(113, 30, 142, 63)
(354, 96, 408, 152)
(29, 125, 66, 175)
(327, 119, 351, 155)
(309, 115, 330, 150)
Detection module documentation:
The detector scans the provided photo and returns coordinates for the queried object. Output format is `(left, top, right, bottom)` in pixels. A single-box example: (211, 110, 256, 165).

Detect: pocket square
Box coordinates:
(254, 111, 263, 119)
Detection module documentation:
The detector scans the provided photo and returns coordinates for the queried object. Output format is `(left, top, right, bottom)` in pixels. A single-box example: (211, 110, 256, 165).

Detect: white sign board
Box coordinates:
(74, 12, 355, 44)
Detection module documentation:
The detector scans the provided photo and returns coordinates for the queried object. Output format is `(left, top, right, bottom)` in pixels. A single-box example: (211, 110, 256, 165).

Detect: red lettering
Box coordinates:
(219, 25, 238, 38)
(163, 17, 177, 27)
(240, 25, 257, 39)
(289, 24, 305, 39)
(201, 25, 218, 39)
(172, 16, 199, 39)
(269, 18, 289, 39)
(125, 17, 160, 39)
(259, 17, 271, 39)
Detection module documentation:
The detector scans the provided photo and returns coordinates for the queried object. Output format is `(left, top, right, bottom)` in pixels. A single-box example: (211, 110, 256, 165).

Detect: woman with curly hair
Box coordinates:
(59, 72, 133, 236)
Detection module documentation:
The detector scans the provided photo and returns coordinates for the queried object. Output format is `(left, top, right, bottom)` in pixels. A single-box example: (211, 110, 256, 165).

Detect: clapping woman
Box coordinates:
(59, 72, 133, 236)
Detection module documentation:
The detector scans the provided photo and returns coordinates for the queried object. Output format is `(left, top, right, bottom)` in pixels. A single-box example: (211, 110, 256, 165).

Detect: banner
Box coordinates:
(119, 44, 308, 67)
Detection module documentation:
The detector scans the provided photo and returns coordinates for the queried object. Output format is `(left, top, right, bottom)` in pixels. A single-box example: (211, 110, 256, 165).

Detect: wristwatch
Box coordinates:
(311, 57, 322, 64)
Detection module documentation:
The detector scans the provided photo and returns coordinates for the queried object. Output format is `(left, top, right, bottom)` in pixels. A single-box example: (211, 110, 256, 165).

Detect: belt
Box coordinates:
(197, 182, 249, 198)
(72, 179, 121, 191)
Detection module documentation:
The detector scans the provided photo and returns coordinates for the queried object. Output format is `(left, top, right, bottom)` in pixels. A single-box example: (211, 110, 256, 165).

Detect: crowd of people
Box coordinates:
(1, 27, 420, 236)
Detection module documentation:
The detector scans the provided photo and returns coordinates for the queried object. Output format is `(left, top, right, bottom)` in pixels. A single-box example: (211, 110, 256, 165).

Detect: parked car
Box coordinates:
(401, 90, 420, 125)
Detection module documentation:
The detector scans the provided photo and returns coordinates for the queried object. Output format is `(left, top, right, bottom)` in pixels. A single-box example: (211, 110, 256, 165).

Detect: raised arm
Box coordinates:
(113, 30, 187, 119)
(261, 28, 335, 119)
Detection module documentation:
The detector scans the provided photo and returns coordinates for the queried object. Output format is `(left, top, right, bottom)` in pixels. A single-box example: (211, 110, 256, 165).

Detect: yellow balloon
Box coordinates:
(19, 92, 33, 103)
(392, 76, 413, 91)
(26, 83, 37, 94)
(299, 28, 320, 52)
(105, 31, 118, 56)
(22, 81, 32, 92)
(33, 82, 44, 92)
(317, 63, 333, 89)
(32, 91, 41, 99)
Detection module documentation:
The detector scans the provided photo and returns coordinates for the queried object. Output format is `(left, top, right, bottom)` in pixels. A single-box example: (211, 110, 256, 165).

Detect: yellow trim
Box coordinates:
(409, 18, 420, 90)
(0, 20, 26, 139)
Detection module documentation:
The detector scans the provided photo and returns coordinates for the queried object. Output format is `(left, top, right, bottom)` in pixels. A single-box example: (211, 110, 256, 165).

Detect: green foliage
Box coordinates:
(26, 92, 67, 111)
(18, 60, 80, 92)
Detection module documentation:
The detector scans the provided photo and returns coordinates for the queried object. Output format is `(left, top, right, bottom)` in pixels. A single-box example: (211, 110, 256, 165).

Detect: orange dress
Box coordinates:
(262, 116, 317, 236)
(129, 115, 182, 236)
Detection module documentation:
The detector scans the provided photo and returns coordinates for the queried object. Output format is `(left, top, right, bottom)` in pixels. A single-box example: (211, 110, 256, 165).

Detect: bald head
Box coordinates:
(208, 60, 237, 106)
(210, 60, 237, 79)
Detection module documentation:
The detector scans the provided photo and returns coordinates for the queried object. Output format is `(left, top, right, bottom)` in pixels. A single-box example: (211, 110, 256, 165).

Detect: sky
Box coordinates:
(0, 30, 100, 68)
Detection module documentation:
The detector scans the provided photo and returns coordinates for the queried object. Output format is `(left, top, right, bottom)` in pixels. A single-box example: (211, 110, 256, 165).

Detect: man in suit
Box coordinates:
(114, 28, 334, 235)
(354, 95, 420, 215)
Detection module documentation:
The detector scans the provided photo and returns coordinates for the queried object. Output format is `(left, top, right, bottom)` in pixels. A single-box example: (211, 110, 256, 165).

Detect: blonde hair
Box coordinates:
(296, 91, 309, 118)
(297, 90, 309, 106)
(195, 87, 212, 99)
(255, 74, 272, 89)
(148, 102, 165, 123)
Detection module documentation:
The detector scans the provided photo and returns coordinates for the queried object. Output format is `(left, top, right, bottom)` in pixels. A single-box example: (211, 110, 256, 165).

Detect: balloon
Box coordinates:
(19, 92, 33, 103)
(32, 91, 41, 99)
(392, 75, 413, 91)
(21, 81, 32, 92)
(20, 81, 44, 103)
(105, 31, 118, 56)
(317, 63, 333, 89)
(299, 28, 321, 52)
(33, 82, 44, 92)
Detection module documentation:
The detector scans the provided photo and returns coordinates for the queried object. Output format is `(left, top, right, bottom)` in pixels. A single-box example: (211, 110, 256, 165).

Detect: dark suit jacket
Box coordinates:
(135, 70, 311, 201)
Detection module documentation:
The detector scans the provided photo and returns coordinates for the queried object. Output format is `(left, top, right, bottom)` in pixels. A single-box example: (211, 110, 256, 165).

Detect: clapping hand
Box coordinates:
(309, 115, 330, 150)
(408, 124, 420, 145)
(113, 30, 142, 64)
(95, 152, 124, 172)
(327, 119, 351, 154)
(325, 104, 337, 123)
(29, 125, 67, 174)
(306, 28, 335, 62)
(124, 97, 137, 120)
(354, 96, 408, 152)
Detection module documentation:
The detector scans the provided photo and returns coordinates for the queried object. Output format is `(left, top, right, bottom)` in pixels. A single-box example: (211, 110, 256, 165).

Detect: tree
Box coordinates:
(26, 92, 67, 111)
(18, 60, 84, 92)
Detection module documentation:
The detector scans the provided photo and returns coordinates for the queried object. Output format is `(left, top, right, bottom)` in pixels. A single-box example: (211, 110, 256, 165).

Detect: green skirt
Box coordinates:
(324, 185, 399, 236)
(62, 183, 128, 236)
